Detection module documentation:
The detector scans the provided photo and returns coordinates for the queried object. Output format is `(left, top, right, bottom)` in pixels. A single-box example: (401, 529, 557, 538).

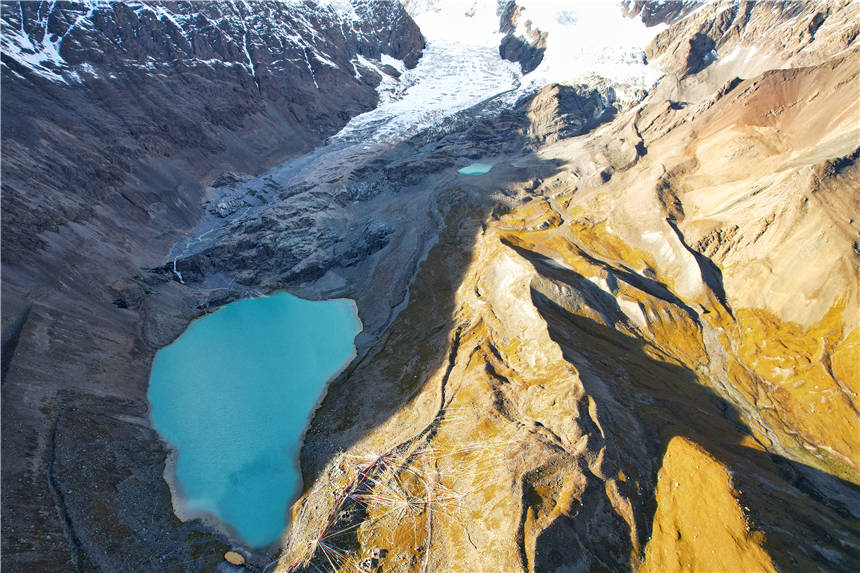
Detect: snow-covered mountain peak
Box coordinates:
(335, 0, 666, 145)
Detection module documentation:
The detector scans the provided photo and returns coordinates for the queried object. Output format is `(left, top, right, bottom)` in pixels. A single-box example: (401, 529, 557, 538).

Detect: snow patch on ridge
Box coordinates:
(1, 0, 111, 83)
(380, 53, 407, 74)
(0, 0, 380, 84)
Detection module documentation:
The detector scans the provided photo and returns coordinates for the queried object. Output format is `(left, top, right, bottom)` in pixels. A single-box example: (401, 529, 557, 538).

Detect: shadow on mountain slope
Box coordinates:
(531, 289, 860, 572)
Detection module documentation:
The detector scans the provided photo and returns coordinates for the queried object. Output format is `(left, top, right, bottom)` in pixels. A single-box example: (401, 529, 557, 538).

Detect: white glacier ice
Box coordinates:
(513, 0, 666, 89)
(334, 0, 665, 144)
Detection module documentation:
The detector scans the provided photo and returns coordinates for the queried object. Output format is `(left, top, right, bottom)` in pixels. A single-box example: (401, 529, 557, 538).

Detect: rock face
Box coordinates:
(1, 0, 422, 262)
(287, 67, 860, 570)
(498, 0, 546, 74)
(515, 83, 617, 145)
(621, 0, 702, 27)
(645, 0, 859, 78)
(0, 1, 423, 571)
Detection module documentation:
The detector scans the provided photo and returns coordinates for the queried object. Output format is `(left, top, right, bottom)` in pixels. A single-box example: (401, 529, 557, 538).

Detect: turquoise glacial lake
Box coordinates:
(458, 162, 493, 175)
(148, 293, 361, 548)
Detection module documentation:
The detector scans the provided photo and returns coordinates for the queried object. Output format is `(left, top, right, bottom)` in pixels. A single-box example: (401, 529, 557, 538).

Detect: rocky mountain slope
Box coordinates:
(1, 0, 421, 261)
(1, 1, 423, 571)
(2, 0, 858, 572)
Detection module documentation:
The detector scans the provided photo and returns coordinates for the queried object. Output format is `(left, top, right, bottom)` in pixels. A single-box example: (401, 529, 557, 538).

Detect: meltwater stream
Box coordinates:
(148, 293, 361, 547)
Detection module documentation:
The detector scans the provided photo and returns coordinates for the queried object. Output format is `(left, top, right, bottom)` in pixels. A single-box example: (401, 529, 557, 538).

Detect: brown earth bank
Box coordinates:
(2, 1, 859, 572)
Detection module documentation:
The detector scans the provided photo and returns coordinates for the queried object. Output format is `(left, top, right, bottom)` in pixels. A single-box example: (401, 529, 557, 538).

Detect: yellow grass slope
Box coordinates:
(641, 437, 777, 573)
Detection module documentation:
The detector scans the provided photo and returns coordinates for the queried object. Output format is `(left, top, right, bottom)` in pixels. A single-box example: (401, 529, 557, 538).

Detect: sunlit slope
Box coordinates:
(535, 49, 860, 474)
(282, 47, 859, 571)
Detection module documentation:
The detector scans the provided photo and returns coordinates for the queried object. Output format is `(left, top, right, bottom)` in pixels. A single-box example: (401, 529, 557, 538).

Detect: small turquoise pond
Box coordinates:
(458, 162, 493, 175)
(148, 293, 361, 548)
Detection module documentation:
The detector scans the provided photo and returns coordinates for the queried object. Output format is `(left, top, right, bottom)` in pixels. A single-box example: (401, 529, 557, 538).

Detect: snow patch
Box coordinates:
(1, 1, 114, 83)
(618, 298, 647, 329)
(408, 0, 504, 48)
(743, 45, 759, 64)
(586, 275, 612, 295)
(720, 45, 742, 63)
(352, 54, 405, 103)
(514, 0, 666, 89)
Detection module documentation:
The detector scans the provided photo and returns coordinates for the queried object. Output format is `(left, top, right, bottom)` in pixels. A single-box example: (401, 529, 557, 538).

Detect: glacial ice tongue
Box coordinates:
(335, 0, 665, 145)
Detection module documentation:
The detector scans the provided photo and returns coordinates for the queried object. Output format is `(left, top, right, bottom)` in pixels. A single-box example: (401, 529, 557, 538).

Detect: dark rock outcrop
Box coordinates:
(678, 30, 717, 75)
(498, 0, 545, 74)
(499, 32, 544, 74)
(621, 0, 703, 27)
